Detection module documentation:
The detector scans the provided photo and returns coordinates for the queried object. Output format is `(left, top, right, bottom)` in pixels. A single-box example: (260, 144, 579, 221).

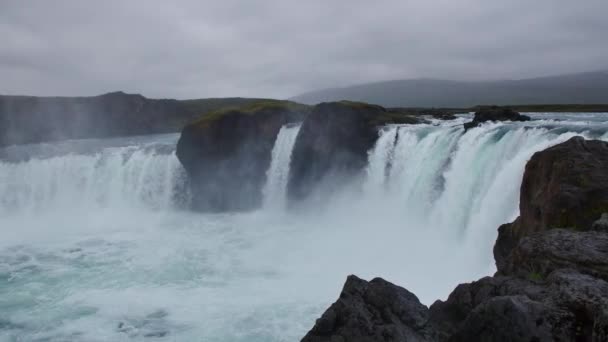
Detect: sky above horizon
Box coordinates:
(1, 0, 607, 99)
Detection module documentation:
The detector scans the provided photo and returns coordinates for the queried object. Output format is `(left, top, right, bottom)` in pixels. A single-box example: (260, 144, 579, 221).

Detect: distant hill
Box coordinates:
(291, 71, 608, 107)
(0, 92, 267, 147)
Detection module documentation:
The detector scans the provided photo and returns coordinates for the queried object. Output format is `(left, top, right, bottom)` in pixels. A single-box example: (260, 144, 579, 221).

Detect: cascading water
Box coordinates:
(1, 115, 608, 341)
(0, 139, 188, 217)
(361, 117, 607, 272)
(262, 123, 301, 210)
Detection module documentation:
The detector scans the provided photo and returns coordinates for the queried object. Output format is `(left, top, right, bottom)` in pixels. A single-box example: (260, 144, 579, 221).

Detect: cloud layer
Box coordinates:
(1, 0, 607, 99)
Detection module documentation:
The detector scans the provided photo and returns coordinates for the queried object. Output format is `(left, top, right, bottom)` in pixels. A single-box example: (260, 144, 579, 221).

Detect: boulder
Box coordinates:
(176, 100, 308, 211)
(305, 228, 608, 342)
(463, 106, 530, 130)
(301, 275, 432, 342)
(495, 137, 608, 269)
(288, 101, 423, 202)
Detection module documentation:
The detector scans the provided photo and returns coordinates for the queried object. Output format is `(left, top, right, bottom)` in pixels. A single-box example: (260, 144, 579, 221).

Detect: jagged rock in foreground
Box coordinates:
(302, 276, 433, 342)
(463, 106, 531, 130)
(176, 100, 308, 211)
(288, 101, 424, 202)
(303, 137, 608, 342)
(304, 230, 608, 342)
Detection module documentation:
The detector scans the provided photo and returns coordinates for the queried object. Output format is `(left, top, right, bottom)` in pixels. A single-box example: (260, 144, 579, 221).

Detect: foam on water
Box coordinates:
(1, 115, 608, 341)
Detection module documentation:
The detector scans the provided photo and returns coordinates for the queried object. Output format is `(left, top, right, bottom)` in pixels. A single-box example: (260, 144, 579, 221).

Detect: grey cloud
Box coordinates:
(0, 0, 607, 99)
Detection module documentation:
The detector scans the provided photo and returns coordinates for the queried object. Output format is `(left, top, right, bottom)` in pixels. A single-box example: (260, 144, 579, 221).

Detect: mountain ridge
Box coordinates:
(291, 70, 608, 107)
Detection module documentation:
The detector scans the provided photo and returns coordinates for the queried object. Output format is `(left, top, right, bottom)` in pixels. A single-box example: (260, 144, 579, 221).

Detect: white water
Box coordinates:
(0, 147, 187, 217)
(263, 124, 301, 211)
(1, 115, 608, 341)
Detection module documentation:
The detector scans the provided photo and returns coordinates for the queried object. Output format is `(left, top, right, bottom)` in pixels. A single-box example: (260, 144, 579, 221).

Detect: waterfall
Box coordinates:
(263, 123, 302, 210)
(0, 142, 188, 216)
(363, 120, 607, 262)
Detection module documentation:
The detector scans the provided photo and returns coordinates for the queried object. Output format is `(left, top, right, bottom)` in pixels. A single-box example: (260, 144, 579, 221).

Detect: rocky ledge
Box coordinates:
(177, 100, 424, 211)
(176, 100, 309, 211)
(463, 106, 531, 130)
(302, 137, 608, 342)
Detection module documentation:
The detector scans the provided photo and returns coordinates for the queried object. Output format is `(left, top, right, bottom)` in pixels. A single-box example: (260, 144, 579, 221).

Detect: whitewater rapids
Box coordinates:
(1, 114, 607, 341)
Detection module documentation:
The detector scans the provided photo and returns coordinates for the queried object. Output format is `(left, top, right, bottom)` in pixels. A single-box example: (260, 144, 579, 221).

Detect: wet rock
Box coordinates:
(447, 295, 558, 342)
(301, 275, 431, 342)
(176, 100, 308, 211)
(463, 106, 530, 130)
(494, 137, 608, 269)
(288, 101, 423, 202)
(503, 229, 608, 281)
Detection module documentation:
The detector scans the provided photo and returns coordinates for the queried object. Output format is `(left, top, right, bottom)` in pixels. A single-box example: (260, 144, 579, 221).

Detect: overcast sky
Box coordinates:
(1, 0, 607, 99)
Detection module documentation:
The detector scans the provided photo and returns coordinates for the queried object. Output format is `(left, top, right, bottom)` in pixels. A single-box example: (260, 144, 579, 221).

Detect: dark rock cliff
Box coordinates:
(288, 101, 423, 202)
(302, 137, 608, 342)
(494, 136, 608, 269)
(176, 100, 423, 211)
(176, 100, 309, 212)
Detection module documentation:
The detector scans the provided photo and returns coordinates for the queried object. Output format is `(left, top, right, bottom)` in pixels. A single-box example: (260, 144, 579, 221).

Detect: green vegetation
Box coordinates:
(179, 97, 268, 114)
(190, 99, 310, 128)
(528, 271, 544, 282)
(338, 100, 384, 111)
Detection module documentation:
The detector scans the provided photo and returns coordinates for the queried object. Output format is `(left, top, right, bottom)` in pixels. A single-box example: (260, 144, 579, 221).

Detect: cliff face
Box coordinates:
(176, 100, 309, 212)
(494, 137, 608, 269)
(176, 100, 424, 212)
(287, 101, 423, 203)
(302, 137, 608, 342)
(0, 92, 266, 147)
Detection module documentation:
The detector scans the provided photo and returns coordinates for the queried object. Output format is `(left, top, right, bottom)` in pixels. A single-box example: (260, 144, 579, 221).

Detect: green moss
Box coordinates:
(190, 100, 309, 128)
(338, 100, 383, 110)
(528, 272, 544, 282)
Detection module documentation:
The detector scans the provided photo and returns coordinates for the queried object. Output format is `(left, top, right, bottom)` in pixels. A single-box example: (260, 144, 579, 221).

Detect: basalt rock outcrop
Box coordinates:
(288, 101, 424, 202)
(302, 275, 433, 342)
(0, 92, 265, 147)
(302, 137, 608, 342)
(494, 136, 608, 269)
(177, 99, 423, 211)
(463, 106, 531, 130)
(176, 100, 309, 211)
